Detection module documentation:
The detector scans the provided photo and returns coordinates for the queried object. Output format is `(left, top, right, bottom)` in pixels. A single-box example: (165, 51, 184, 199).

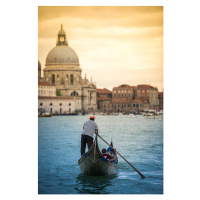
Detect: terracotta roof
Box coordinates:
(113, 84, 136, 89)
(96, 88, 112, 94)
(38, 82, 55, 86)
(137, 84, 157, 89)
(38, 96, 74, 100)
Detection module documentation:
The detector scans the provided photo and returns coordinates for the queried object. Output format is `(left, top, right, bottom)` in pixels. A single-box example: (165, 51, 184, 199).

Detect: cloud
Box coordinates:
(38, 6, 163, 24)
(38, 6, 163, 92)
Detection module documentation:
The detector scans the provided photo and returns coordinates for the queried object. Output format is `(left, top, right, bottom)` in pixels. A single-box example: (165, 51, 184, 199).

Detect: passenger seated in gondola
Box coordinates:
(101, 148, 117, 163)
(108, 149, 117, 163)
(101, 148, 111, 159)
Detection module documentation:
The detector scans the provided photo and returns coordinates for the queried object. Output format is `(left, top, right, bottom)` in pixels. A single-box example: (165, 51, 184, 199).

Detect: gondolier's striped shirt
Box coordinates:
(82, 120, 98, 138)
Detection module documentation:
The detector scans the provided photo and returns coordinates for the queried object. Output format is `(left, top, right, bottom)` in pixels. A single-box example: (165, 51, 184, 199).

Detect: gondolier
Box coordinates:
(81, 115, 98, 156)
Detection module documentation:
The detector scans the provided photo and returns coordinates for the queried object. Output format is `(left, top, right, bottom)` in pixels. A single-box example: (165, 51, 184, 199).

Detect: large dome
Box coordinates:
(46, 46, 79, 65)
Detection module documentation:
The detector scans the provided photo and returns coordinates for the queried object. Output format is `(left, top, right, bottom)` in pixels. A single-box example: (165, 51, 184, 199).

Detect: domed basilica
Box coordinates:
(38, 25, 97, 114)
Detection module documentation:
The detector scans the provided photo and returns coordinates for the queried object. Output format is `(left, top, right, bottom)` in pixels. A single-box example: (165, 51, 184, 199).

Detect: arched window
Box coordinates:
(60, 103, 62, 106)
(40, 103, 43, 106)
(71, 91, 78, 96)
(52, 74, 55, 84)
(70, 74, 73, 85)
(50, 103, 53, 106)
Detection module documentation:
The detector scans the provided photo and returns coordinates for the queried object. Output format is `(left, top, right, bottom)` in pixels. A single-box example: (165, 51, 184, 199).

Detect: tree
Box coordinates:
(56, 89, 61, 96)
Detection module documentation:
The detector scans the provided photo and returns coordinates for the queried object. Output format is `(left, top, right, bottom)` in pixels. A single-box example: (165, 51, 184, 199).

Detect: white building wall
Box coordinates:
(38, 97, 75, 114)
(38, 84, 56, 97)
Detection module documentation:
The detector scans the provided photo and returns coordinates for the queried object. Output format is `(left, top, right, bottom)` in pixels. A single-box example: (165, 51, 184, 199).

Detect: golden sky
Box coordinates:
(38, 6, 163, 91)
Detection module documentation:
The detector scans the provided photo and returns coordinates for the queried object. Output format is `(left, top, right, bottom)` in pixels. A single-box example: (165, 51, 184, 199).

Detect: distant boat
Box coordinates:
(78, 136, 118, 176)
(128, 113, 137, 117)
(143, 110, 157, 116)
(38, 112, 52, 117)
(52, 113, 78, 116)
(112, 113, 119, 116)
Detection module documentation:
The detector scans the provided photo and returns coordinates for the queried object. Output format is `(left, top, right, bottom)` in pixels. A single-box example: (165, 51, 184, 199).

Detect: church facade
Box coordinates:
(38, 25, 97, 114)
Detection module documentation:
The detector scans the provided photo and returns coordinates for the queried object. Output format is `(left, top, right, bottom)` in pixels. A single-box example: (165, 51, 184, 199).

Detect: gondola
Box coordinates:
(78, 135, 118, 176)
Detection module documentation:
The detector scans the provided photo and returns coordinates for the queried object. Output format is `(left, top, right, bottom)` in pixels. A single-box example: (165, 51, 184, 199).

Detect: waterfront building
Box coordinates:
(40, 25, 97, 114)
(38, 81, 76, 114)
(96, 88, 112, 113)
(111, 84, 141, 113)
(38, 96, 76, 114)
(136, 84, 159, 110)
(111, 84, 160, 113)
(158, 91, 163, 110)
(38, 82, 56, 97)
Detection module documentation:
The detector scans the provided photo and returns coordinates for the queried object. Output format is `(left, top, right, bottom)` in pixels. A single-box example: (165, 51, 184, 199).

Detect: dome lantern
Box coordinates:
(56, 24, 68, 46)
(45, 25, 79, 65)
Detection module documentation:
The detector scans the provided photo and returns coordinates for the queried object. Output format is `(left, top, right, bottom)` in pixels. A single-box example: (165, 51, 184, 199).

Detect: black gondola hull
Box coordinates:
(78, 137, 118, 176)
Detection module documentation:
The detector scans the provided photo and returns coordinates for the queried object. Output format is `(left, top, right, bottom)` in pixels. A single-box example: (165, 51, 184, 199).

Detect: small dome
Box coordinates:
(58, 29, 65, 35)
(38, 60, 41, 70)
(46, 46, 79, 65)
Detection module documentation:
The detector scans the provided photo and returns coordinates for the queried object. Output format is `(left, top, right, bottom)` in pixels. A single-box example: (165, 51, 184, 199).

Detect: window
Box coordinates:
(69, 103, 71, 106)
(50, 103, 53, 106)
(70, 74, 74, 85)
(52, 74, 55, 84)
(60, 103, 62, 106)
(71, 91, 78, 96)
(57, 74, 59, 78)
(40, 103, 43, 106)
(60, 36, 64, 42)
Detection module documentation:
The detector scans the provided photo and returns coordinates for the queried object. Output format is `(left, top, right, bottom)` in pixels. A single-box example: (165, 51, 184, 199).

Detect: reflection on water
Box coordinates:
(75, 173, 118, 194)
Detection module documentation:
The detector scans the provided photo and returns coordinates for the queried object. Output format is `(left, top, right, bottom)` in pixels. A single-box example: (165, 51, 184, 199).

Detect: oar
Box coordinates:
(97, 134, 145, 179)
